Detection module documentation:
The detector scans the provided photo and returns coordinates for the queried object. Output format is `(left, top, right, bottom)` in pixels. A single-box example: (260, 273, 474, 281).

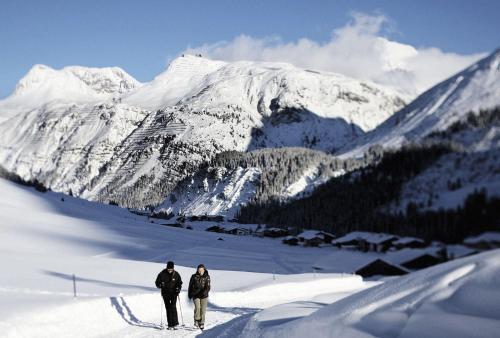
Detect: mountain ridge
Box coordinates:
(340, 48, 500, 157)
(0, 54, 406, 209)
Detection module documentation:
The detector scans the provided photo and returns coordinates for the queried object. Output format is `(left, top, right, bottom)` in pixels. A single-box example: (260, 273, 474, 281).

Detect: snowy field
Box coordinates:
(1, 177, 499, 337)
(0, 178, 374, 337)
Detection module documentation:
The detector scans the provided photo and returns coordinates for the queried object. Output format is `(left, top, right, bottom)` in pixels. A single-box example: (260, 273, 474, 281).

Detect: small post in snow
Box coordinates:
(273, 269, 276, 281)
(73, 274, 77, 298)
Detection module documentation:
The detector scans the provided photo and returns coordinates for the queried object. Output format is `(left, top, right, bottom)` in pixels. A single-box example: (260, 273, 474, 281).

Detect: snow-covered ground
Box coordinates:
(0, 178, 376, 337)
(240, 249, 500, 338)
(2, 177, 499, 337)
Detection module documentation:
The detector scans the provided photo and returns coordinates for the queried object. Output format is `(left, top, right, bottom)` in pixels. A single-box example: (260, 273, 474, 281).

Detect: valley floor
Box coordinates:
(1, 178, 499, 337)
(0, 178, 375, 337)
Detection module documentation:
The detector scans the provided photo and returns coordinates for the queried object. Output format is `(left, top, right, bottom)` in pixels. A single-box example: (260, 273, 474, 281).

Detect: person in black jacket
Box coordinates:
(188, 264, 210, 330)
(155, 261, 183, 329)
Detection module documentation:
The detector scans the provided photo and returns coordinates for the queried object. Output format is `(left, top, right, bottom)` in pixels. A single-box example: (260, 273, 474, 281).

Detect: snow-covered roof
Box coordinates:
(393, 236, 425, 245)
(385, 247, 441, 265)
(298, 230, 322, 240)
(333, 231, 397, 245)
(356, 258, 409, 274)
(222, 225, 249, 231)
(265, 227, 288, 233)
(313, 250, 382, 272)
(298, 230, 335, 240)
(446, 245, 477, 259)
(319, 231, 335, 237)
(464, 232, 500, 244)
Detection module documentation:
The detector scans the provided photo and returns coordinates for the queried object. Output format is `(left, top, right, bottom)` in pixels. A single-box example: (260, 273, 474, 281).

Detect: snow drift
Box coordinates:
(241, 249, 500, 338)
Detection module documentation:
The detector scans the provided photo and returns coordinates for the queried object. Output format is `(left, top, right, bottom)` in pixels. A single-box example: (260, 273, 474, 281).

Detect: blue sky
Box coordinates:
(1, 0, 499, 98)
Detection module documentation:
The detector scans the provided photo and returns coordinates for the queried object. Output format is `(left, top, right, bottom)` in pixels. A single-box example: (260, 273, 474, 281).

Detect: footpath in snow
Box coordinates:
(0, 178, 374, 337)
(2, 178, 499, 337)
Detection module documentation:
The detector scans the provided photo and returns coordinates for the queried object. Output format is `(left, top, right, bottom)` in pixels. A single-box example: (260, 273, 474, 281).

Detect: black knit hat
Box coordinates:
(167, 261, 174, 269)
(197, 264, 205, 269)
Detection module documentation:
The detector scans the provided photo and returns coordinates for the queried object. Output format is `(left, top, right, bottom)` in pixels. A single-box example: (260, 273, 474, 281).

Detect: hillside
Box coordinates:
(0, 55, 405, 209)
(237, 123, 500, 243)
(239, 249, 500, 338)
(0, 176, 375, 337)
(155, 147, 368, 218)
(341, 49, 500, 158)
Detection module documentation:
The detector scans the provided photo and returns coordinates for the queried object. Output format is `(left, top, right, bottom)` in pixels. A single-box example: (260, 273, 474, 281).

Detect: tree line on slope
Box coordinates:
(428, 106, 500, 138)
(203, 147, 377, 204)
(0, 165, 48, 192)
(236, 107, 500, 243)
(236, 142, 499, 243)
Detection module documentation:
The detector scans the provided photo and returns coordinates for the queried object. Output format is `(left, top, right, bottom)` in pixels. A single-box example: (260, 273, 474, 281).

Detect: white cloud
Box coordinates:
(183, 12, 485, 96)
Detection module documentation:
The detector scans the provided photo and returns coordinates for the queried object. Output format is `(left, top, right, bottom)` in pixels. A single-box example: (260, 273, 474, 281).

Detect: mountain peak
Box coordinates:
(11, 64, 140, 101)
(159, 54, 226, 80)
(63, 66, 140, 95)
(29, 64, 53, 72)
(340, 48, 500, 157)
(490, 47, 500, 58)
(480, 46, 499, 68)
(14, 64, 57, 95)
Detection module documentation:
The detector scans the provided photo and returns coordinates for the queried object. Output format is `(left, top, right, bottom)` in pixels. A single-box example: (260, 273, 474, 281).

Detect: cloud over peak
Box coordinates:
(184, 12, 485, 97)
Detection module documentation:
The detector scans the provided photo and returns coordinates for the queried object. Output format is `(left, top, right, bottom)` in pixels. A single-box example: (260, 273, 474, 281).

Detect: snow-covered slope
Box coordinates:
(389, 148, 500, 212)
(341, 48, 500, 157)
(13, 64, 140, 97)
(156, 147, 352, 218)
(0, 55, 405, 209)
(2, 169, 497, 338)
(124, 55, 405, 133)
(0, 177, 377, 337)
(123, 55, 226, 110)
(158, 166, 262, 218)
(0, 64, 140, 123)
(240, 249, 500, 338)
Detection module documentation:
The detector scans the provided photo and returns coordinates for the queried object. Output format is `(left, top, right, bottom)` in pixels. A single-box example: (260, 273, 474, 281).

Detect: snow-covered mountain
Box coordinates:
(341, 48, 500, 158)
(378, 105, 500, 214)
(331, 49, 500, 215)
(0, 64, 140, 123)
(155, 148, 355, 218)
(153, 50, 500, 218)
(122, 55, 405, 133)
(14, 64, 140, 97)
(0, 55, 405, 208)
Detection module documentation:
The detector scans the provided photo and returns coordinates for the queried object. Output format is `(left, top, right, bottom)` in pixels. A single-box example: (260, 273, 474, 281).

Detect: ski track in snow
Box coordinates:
(0, 277, 365, 338)
(0, 177, 371, 337)
(2, 175, 500, 337)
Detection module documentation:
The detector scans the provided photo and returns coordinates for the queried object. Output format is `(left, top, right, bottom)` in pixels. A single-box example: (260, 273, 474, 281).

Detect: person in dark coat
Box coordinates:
(188, 264, 210, 330)
(155, 261, 183, 329)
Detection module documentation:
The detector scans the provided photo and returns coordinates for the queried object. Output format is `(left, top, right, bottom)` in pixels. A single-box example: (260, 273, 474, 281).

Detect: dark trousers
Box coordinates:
(162, 293, 179, 327)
